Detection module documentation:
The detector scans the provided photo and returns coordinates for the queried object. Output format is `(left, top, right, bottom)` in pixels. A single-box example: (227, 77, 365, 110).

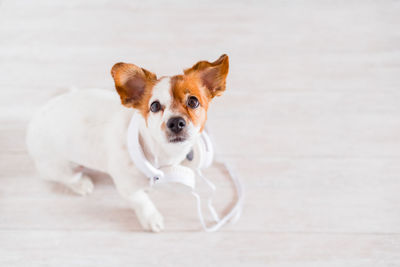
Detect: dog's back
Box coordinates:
(26, 88, 131, 177)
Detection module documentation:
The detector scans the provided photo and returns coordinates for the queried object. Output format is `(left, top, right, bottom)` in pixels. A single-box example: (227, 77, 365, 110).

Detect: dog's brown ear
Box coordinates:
(111, 63, 157, 108)
(184, 54, 229, 98)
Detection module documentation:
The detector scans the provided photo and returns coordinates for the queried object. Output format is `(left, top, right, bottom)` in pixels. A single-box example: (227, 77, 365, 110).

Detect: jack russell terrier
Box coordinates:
(26, 54, 229, 232)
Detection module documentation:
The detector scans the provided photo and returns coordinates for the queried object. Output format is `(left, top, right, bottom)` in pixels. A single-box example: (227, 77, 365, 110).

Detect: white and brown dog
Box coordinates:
(26, 54, 229, 232)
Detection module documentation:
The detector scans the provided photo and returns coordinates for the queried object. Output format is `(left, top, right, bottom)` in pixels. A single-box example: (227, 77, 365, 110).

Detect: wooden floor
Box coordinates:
(1, 0, 400, 266)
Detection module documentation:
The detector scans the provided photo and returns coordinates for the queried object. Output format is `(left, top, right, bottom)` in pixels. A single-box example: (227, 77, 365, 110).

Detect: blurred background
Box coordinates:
(1, 0, 399, 266)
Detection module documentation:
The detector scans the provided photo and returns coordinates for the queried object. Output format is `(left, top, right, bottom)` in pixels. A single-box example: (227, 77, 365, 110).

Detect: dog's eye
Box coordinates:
(187, 96, 199, 109)
(150, 101, 161, 112)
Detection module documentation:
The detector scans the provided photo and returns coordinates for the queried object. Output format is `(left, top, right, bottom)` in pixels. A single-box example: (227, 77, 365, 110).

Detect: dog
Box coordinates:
(26, 54, 229, 232)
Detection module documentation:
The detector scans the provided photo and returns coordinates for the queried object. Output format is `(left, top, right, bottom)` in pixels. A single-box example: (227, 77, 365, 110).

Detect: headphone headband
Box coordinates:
(127, 112, 164, 181)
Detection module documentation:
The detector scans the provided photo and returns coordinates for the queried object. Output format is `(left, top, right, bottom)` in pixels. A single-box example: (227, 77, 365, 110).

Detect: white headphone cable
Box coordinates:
(193, 130, 244, 232)
(204, 126, 244, 225)
(191, 162, 244, 233)
(196, 169, 220, 222)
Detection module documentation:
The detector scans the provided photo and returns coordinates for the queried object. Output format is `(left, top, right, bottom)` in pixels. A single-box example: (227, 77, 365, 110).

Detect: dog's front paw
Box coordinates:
(69, 174, 94, 196)
(136, 208, 165, 233)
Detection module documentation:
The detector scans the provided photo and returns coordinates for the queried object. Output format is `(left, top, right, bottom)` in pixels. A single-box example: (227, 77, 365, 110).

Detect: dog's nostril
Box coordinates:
(167, 117, 186, 133)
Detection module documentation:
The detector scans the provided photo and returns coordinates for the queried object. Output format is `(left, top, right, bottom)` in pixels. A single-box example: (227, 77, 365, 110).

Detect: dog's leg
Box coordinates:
(108, 166, 164, 232)
(33, 157, 94, 196)
(128, 189, 164, 233)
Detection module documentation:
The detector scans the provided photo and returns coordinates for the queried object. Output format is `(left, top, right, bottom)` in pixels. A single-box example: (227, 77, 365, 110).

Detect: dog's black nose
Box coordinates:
(167, 117, 186, 133)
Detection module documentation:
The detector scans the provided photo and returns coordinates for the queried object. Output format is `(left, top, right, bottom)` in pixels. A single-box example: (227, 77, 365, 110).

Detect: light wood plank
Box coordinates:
(1, 231, 399, 267)
(1, 157, 400, 233)
(1, 0, 400, 265)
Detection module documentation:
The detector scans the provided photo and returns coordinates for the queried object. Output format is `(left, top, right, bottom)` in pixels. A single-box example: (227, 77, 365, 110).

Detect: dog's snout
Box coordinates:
(167, 117, 186, 133)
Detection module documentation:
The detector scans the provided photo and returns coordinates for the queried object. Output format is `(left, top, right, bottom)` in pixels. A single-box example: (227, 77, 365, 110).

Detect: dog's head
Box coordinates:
(111, 54, 229, 149)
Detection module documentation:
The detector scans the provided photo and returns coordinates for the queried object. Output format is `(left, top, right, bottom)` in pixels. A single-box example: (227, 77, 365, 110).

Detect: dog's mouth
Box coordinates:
(169, 136, 186, 143)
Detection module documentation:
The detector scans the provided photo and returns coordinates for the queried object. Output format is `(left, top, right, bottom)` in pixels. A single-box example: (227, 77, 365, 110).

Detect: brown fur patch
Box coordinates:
(183, 54, 229, 98)
(170, 74, 209, 131)
(111, 63, 157, 118)
(167, 54, 229, 131)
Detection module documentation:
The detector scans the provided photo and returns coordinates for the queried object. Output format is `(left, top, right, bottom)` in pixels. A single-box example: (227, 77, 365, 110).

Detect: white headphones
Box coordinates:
(127, 112, 243, 232)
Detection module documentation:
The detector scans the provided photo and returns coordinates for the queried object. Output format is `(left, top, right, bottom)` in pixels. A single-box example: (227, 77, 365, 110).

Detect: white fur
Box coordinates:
(26, 86, 201, 232)
(144, 77, 200, 167)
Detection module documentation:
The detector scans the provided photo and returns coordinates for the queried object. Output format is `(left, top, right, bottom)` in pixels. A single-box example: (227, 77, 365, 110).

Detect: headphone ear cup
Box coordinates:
(159, 165, 196, 189)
